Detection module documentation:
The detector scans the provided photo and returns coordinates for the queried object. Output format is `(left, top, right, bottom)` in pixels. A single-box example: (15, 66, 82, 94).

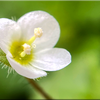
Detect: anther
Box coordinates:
(23, 43, 31, 55)
(20, 43, 31, 57)
(27, 27, 43, 45)
(34, 27, 43, 38)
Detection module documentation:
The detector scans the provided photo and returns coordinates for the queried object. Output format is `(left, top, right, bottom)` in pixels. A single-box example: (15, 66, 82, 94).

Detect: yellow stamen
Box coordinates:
(20, 51, 26, 57)
(27, 27, 43, 45)
(34, 27, 43, 38)
(27, 36, 36, 45)
(20, 27, 43, 57)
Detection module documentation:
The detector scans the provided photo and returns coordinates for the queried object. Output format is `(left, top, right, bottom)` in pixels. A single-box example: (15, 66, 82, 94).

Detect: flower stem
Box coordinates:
(26, 78, 53, 99)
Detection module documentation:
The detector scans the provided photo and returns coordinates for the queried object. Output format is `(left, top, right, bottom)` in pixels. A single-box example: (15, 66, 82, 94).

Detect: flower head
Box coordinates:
(0, 11, 71, 79)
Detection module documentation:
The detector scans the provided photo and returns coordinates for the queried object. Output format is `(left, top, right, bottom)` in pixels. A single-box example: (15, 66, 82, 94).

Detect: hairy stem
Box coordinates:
(26, 78, 52, 99)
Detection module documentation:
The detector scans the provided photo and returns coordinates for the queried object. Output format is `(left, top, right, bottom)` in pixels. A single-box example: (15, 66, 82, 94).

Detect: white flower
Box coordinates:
(0, 11, 71, 79)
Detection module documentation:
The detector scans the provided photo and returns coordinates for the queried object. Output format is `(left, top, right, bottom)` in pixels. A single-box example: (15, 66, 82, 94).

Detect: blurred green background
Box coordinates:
(0, 1, 99, 99)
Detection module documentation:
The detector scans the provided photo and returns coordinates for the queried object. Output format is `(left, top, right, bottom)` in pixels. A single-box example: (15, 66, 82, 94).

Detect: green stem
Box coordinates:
(26, 78, 53, 99)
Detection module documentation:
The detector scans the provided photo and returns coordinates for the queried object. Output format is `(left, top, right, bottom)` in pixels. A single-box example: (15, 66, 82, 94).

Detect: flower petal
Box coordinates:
(17, 11, 60, 52)
(0, 41, 8, 54)
(31, 48, 71, 71)
(6, 52, 47, 79)
(0, 18, 21, 53)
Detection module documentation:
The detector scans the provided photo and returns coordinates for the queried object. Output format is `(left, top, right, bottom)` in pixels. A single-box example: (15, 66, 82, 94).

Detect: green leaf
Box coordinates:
(0, 49, 11, 68)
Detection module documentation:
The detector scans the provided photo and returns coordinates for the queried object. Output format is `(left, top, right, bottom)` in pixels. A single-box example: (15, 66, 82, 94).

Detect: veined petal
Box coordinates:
(31, 48, 71, 71)
(17, 11, 60, 52)
(6, 52, 47, 79)
(0, 18, 21, 53)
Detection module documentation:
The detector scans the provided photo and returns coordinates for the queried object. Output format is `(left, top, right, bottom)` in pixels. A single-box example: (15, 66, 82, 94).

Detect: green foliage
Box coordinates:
(0, 49, 11, 68)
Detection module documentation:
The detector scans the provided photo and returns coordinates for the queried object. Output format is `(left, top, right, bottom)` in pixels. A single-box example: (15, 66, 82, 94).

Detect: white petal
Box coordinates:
(0, 18, 21, 53)
(0, 41, 8, 54)
(6, 52, 47, 79)
(31, 48, 71, 71)
(17, 11, 60, 52)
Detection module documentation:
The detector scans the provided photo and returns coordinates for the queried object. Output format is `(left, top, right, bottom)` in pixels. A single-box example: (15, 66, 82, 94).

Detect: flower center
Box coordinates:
(20, 27, 43, 58)
(9, 27, 43, 65)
